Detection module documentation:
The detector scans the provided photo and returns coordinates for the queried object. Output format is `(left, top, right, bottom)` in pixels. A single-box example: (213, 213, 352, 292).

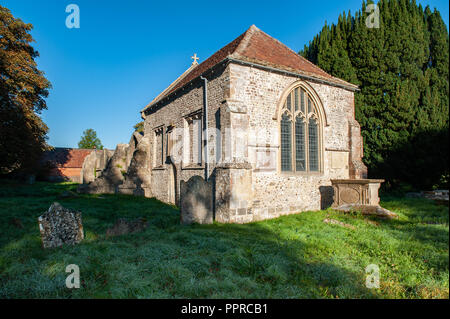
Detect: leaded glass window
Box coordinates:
(280, 113, 292, 172)
(308, 118, 319, 171)
(295, 117, 306, 171)
(286, 93, 292, 112)
(300, 89, 305, 113)
(279, 86, 321, 173)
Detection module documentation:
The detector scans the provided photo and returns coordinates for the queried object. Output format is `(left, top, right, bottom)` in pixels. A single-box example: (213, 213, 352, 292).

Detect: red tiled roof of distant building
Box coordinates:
(42, 148, 94, 168)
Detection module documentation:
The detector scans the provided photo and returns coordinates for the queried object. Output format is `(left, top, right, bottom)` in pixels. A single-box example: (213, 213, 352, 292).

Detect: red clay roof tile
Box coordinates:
(144, 25, 357, 110)
(42, 148, 94, 168)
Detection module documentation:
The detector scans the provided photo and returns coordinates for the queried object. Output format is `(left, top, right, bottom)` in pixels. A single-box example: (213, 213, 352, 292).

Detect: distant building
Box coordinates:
(41, 148, 95, 183)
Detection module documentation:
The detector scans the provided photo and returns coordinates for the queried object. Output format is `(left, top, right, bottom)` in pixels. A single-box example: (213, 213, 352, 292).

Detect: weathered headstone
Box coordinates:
(422, 190, 449, 206)
(406, 190, 449, 205)
(80, 149, 114, 184)
(106, 217, 148, 237)
(180, 176, 213, 225)
(38, 202, 84, 248)
(117, 134, 152, 197)
(78, 143, 130, 194)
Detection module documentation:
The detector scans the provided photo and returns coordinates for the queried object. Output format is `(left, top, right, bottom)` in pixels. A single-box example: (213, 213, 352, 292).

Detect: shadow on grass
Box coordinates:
(1, 181, 437, 298)
(380, 197, 449, 245)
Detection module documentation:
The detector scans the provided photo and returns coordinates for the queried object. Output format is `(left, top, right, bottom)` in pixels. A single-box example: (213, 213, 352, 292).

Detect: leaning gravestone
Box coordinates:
(180, 176, 213, 225)
(38, 202, 84, 248)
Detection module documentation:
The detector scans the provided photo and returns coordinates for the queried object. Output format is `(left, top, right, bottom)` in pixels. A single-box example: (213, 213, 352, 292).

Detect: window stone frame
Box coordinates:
(277, 81, 325, 175)
(153, 125, 165, 169)
(182, 109, 204, 169)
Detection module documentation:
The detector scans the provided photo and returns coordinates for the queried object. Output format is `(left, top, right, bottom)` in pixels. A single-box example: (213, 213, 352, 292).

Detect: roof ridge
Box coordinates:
(231, 24, 258, 58)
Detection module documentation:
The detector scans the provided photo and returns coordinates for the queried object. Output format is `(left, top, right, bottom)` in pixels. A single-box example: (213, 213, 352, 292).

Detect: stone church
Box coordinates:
(81, 25, 368, 223)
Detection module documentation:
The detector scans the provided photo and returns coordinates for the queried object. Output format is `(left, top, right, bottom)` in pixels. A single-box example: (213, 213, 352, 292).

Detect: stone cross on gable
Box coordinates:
(191, 53, 199, 65)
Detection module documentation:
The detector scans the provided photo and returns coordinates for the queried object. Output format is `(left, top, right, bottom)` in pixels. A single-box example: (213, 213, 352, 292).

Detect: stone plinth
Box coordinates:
(180, 176, 213, 225)
(331, 179, 384, 207)
(214, 162, 253, 224)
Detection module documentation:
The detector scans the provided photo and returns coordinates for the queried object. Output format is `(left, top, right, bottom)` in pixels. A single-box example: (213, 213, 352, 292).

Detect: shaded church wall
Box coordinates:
(143, 63, 230, 204)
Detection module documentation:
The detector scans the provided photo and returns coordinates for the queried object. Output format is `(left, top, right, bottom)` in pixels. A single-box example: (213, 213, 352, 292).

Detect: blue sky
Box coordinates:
(2, 0, 449, 149)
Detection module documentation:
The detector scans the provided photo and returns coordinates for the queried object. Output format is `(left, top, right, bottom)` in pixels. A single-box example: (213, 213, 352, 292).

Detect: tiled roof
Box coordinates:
(143, 25, 357, 112)
(42, 148, 94, 168)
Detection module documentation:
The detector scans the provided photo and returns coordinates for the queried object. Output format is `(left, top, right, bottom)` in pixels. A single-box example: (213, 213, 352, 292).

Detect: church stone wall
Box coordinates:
(223, 63, 364, 222)
(143, 64, 230, 204)
(142, 62, 366, 223)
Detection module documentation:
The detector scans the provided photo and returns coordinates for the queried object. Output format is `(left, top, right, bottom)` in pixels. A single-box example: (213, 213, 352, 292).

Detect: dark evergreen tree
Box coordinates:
(300, 0, 449, 190)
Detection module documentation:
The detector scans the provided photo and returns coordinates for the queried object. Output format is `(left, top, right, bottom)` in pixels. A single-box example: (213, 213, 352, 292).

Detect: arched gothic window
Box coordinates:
(280, 87, 321, 173)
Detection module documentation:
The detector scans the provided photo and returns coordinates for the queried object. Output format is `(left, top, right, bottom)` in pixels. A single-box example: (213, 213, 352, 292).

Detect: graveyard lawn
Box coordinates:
(0, 181, 448, 299)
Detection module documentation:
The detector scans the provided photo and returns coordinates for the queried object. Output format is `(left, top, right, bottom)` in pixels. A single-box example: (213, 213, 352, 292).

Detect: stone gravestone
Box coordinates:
(117, 134, 152, 197)
(106, 217, 148, 237)
(78, 143, 130, 194)
(38, 202, 84, 248)
(180, 176, 213, 225)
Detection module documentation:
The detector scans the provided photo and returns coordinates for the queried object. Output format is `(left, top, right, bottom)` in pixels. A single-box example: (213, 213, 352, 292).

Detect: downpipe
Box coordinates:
(200, 76, 208, 181)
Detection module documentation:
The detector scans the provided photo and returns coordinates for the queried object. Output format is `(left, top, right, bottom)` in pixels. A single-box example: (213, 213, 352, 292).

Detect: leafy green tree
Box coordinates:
(0, 5, 51, 175)
(301, 0, 449, 190)
(78, 129, 103, 149)
(134, 121, 144, 133)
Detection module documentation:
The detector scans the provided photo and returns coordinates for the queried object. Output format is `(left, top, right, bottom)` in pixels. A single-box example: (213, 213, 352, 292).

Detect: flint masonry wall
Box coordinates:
(223, 63, 365, 222)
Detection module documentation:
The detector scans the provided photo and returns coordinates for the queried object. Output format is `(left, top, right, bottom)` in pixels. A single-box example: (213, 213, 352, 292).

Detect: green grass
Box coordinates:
(0, 180, 448, 298)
